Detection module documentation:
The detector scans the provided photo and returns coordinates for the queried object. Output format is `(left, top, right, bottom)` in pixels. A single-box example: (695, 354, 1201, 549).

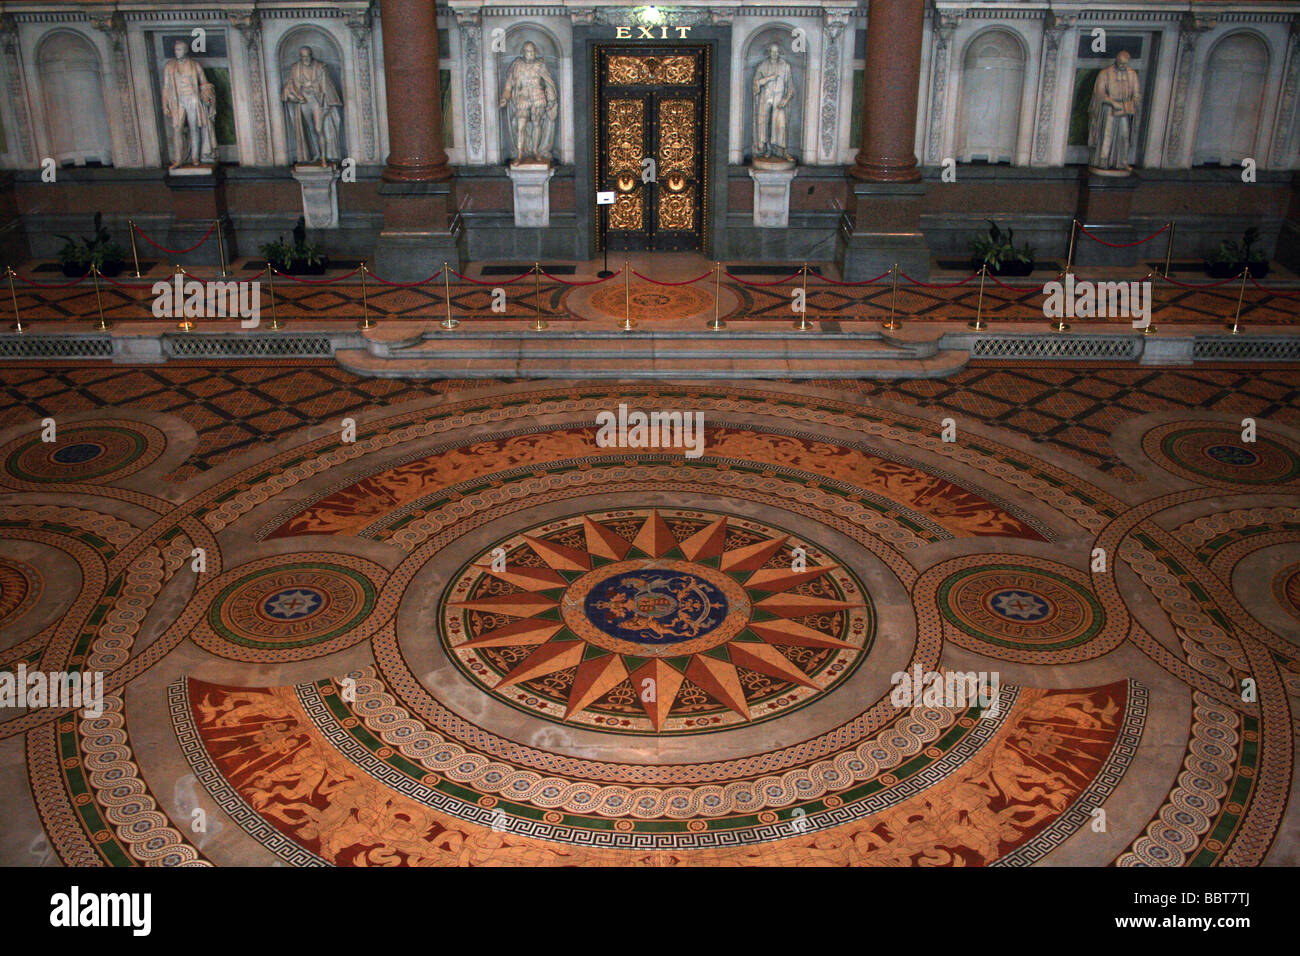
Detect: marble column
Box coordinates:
(374, 0, 458, 280)
(379, 0, 452, 183)
(850, 0, 925, 183)
(839, 0, 930, 280)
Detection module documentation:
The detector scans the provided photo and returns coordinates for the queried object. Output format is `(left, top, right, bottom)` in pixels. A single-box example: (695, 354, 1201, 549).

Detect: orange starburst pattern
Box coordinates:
(441, 508, 874, 734)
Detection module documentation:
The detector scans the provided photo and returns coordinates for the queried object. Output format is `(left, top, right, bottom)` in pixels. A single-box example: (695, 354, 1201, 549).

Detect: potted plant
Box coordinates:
(259, 217, 329, 275)
(1205, 227, 1270, 279)
(55, 212, 126, 277)
(969, 220, 1036, 277)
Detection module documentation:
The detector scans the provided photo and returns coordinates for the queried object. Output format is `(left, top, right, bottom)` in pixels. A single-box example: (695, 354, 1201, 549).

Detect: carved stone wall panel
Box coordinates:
(93, 14, 143, 167)
(457, 14, 485, 164)
(0, 17, 36, 165)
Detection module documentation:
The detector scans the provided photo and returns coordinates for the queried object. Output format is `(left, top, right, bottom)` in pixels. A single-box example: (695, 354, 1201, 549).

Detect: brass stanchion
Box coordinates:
(441, 261, 459, 330)
(1226, 267, 1249, 335)
(619, 259, 636, 331)
(266, 263, 283, 330)
(215, 219, 229, 278)
(531, 262, 548, 332)
(882, 263, 902, 330)
(1161, 221, 1175, 278)
(127, 220, 142, 278)
(795, 262, 815, 331)
(358, 263, 375, 329)
(1142, 272, 1158, 336)
(174, 264, 194, 332)
(1065, 219, 1078, 276)
(1049, 272, 1070, 332)
(968, 264, 989, 331)
(91, 263, 111, 331)
(707, 261, 725, 330)
(7, 266, 23, 333)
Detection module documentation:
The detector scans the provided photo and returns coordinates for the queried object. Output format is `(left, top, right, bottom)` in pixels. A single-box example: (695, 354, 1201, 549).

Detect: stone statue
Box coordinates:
(1088, 50, 1141, 174)
(752, 42, 795, 165)
(283, 46, 343, 166)
(499, 42, 558, 165)
(162, 40, 217, 169)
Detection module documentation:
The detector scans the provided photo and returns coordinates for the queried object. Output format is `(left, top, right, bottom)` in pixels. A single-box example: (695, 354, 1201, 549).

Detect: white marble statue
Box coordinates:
(1088, 50, 1141, 174)
(283, 46, 343, 166)
(498, 42, 558, 165)
(162, 40, 217, 169)
(752, 42, 795, 164)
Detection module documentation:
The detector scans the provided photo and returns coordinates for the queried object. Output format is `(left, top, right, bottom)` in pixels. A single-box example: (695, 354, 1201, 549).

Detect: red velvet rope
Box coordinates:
(985, 273, 1052, 293)
(899, 270, 980, 289)
(1076, 222, 1169, 248)
(539, 269, 620, 285)
(366, 268, 442, 287)
(271, 267, 362, 284)
(448, 267, 534, 285)
(1162, 272, 1244, 290)
(99, 273, 165, 290)
(11, 269, 90, 288)
(814, 269, 893, 286)
(1249, 273, 1300, 298)
(723, 270, 802, 287)
(631, 269, 714, 286)
(131, 220, 217, 255)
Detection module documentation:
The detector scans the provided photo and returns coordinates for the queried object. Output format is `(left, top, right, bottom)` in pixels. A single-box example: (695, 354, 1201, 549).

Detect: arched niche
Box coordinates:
(957, 29, 1026, 164)
(1194, 32, 1270, 166)
(37, 30, 113, 166)
(276, 27, 347, 162)
(495, 25, 561, 165)
(742, 25, 806, 164)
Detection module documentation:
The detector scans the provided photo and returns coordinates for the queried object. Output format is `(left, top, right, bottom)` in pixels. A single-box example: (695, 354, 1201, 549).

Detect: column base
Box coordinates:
(164, 166, 232, 269)
(373, 231, 459, 283)
(1075, 172, 1141, 268)
(836, 181, 931, 280)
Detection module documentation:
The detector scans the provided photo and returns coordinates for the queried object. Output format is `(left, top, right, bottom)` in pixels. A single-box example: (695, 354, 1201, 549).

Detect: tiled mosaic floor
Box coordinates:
(0, 369, 1297, 865)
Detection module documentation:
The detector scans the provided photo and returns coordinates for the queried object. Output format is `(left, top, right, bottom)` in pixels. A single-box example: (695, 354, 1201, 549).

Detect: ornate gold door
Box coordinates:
(596, 46, 708, 252)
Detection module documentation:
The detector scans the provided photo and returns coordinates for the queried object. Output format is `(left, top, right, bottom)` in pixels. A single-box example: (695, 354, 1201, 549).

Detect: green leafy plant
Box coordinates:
(55, 212, 125, 273)
(969, 220, 1035, 273)
(259, 217, 323, 271)
(1208, 227, 1264, 265)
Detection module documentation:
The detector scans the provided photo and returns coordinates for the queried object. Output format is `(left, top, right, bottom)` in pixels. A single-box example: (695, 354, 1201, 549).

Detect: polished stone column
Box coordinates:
(850, 0, 925, 183)
(379, 0, 452, 182)
(374, 0, 458, 280)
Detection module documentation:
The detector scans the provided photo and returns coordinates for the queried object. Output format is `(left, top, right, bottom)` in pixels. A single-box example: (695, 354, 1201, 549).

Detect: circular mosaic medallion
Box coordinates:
(1, 422, 164, 486)
(196, 560, 380, 661)
(0, 558, 42, 629)
(1144, 423, 1300, 488)
(440, 508, 875, 735)
(938, 564, 1105, 653)
(1272, 563, 1300, 623)
(585, 282, 714, 322)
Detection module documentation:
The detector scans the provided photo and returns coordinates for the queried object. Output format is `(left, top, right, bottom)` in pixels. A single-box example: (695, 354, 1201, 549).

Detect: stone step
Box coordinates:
(334, 348, 968, 379)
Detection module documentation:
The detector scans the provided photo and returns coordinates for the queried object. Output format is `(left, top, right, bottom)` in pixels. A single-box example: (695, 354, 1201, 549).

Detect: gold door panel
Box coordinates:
(596, 46, 708, 253)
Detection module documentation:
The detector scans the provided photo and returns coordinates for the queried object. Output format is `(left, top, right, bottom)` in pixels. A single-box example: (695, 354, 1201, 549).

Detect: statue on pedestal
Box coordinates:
(162, 40, 217, 169)
(1088, 50, 1141, 175)
(283, 46, 343, 167)
(752, 42, 795, 168)
(499, 42, 558, 165)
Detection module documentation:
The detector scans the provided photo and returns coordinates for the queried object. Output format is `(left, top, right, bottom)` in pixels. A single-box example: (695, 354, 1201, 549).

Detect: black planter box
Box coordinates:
(1205, 260, 1269, 280)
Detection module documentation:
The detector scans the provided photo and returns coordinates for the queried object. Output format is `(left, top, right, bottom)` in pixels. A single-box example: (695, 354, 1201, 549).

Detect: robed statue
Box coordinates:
(283, 46, 343, 166)
(752, 42, 795, 163)
(162, 40, 217, 169)
(499, 42, 558, 165)
(1088, 50, 1141, 174)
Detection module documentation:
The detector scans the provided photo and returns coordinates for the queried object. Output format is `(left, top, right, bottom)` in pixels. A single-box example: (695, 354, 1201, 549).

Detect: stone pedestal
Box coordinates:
(164, 165, 234, 269)
(749, 164, 797, 228)
(373, 180, 459, 281)
(507, 163, 555, 228)
(291, 164, 342, 230)
(1075, 172, 1141, 267)
(837, 180, 931, 281)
